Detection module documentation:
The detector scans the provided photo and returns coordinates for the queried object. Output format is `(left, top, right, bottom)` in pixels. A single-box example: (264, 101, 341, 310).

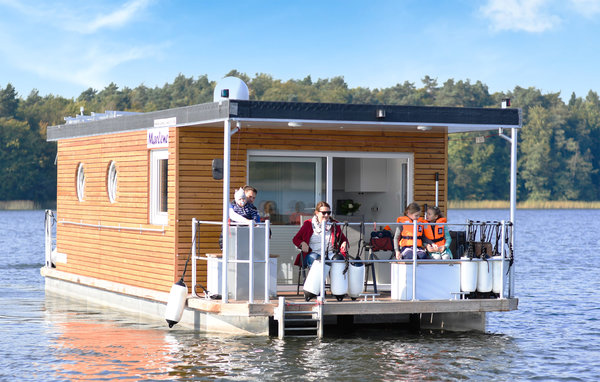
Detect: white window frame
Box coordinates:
(249, 155, 323, 206)
(247, 150, 414, 207)
(107, 161, 118, 203)
(150, 149, 169, 225)
(76, 163, 85, 202)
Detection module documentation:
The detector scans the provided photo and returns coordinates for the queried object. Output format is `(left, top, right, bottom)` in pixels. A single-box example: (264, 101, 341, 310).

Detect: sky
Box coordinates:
(1, 0, 600, 101)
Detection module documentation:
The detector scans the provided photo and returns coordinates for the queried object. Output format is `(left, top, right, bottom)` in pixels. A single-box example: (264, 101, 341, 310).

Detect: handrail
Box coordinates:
(192, 219, 272, 303)
(191, 218, 514, 303)
(58, 219, 165, 233)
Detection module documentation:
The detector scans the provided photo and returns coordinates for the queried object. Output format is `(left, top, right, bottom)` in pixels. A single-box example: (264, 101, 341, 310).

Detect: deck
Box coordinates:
(187, 289, 518, 317)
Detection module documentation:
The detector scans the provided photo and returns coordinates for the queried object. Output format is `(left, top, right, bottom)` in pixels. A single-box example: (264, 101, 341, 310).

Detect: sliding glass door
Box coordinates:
(249, 156, 324, 225)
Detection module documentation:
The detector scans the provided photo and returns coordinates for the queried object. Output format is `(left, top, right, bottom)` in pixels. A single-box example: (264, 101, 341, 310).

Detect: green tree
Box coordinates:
(0, 83, 20, 118)
(519, 106, 561, 200)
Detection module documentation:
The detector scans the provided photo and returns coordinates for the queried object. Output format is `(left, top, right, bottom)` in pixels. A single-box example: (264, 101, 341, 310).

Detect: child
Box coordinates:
(424, 206, 452, 260)
(394, 202, 428, 260)
(229, 187, 255, 224)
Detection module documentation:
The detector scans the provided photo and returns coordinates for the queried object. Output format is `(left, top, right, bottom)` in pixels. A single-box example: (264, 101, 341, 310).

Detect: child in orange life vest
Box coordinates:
(424, 206, 452, 260)
(394, 202, 428, 260)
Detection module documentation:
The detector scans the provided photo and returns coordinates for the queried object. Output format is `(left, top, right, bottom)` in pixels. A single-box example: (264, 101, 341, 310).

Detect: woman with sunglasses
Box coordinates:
(293, 201, 349, 268)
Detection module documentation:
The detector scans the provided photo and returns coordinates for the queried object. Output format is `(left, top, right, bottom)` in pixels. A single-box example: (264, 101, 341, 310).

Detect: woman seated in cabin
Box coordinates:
(289, 201, 308, 225)
(394, 202, 429, 260)
(424, 206, 452, 260)
(261, 200, 279, 224)
(292, 201, 349, 268)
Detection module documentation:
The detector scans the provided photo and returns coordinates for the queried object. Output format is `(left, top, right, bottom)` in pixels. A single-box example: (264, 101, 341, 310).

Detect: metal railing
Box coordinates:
(190, 218, 515, 304)
(191, 219, 272, 304)
(43, 208, 514, 304)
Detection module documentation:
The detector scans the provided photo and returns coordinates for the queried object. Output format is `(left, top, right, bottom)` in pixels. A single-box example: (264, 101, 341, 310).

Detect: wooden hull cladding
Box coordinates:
(56, 124, 447, 293)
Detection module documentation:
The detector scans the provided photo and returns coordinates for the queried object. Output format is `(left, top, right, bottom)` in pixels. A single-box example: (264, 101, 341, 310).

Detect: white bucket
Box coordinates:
(492, 256, 504, 294)
(477, 259, 493, 292)
(303, 259, 331, 297)
(330, 257, 348, 300)
(460, 257, 478, 292)
(347, 262, 365, 299)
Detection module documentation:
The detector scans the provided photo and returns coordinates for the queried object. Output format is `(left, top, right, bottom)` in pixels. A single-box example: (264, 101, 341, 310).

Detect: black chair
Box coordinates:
(363, 244, 379, 294)
(296, 251, 308, 295)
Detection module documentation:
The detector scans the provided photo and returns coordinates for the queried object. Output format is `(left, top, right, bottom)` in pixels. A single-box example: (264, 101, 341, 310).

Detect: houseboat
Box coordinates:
(42, 78, 519, 337)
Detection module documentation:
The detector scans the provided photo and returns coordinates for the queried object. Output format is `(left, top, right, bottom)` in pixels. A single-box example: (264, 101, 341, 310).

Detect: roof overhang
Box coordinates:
(47, 100, 521, 141)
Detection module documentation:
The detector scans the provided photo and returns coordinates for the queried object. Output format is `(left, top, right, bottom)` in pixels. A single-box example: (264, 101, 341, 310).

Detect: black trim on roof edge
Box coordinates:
(233, 100, 520, 126)
(47, 100, 521, 141)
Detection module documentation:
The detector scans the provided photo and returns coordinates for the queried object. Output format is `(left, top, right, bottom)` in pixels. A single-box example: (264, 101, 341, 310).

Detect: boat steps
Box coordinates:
(275, 296, 323, 338)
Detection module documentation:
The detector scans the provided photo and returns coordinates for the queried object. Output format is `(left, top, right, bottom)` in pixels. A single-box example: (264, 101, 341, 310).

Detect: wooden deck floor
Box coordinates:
(187, 289, 518, 317)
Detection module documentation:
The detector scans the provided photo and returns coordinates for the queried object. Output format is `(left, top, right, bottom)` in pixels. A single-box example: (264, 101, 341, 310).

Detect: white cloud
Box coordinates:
(569, 0, 600, 17)
(65, 0, 153, 34)
(480, 0, 561, 33)
(0, 0, 162, 94)
(0, 0, 153, 34)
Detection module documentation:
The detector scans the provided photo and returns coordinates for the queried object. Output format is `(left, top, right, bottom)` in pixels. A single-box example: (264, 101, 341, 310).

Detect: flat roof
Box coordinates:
(47, 100, 521, 141)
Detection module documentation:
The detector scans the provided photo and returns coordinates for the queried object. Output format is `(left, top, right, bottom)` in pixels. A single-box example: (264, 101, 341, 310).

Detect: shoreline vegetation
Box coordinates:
(3, 73, 600, 207)
(1, 200, 599, 211)
(0, 200, 56, 210)
(448, 200, 600, 209)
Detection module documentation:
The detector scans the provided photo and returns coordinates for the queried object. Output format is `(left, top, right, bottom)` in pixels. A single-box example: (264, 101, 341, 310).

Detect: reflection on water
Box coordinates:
(2, 210, 600, 381)
(40, 294, 521, 381)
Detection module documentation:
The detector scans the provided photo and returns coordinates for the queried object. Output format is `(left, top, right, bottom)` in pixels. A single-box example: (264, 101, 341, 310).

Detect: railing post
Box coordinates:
(509, 222, 515, 298)
(499, 220, 506, 299)
(264, 219, 271, 303)
(44, 209, 53, 268)
(221, 119, 232, 304)
(317, 296, 324, 338)
(277, 296, 285, 339)
(191, 218, 198, 297)
(320, 219, 327, 301)
(412, 219, 417, 301)
(248, 223, 254, 303)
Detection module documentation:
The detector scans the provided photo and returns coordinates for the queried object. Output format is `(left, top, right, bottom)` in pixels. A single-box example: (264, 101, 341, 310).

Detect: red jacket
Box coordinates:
(292, 218, 349, 266)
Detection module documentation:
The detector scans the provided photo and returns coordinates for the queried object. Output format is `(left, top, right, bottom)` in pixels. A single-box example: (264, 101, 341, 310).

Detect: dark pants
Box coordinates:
(401, 247, 428, 259)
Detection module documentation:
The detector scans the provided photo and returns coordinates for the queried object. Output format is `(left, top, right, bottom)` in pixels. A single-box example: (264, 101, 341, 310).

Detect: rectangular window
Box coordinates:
(150, 149, 168, 225)
(249, 156, 324, 225)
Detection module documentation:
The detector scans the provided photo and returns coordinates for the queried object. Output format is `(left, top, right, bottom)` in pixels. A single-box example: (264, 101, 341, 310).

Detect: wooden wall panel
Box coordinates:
(55, 129, 177, 293)
(176, 126, 448, 288)
(54, 122, 447, 294)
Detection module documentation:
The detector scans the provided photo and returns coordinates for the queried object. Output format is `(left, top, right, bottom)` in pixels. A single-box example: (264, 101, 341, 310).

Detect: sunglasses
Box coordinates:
(319, 210, 332, 215)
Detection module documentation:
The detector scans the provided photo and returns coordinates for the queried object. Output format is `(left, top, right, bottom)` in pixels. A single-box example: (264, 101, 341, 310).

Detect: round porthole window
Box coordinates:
(76, 163, 85, 201)
(107, 161, 117, 203)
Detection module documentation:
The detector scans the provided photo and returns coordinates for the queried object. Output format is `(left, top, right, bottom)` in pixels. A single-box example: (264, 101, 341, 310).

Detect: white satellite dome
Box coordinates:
(213, 77, 249, 102)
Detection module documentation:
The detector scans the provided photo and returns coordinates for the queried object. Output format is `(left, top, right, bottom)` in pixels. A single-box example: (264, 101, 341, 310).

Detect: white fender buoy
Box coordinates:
(329, 254, 348, 301)
(460, 257, 478, 292)
(347, 261, 365, 300)
(165, 279, 188, 328)
(303, 259, 331, 301)
(491, 256, 504, 294)
(477, 259, 493, 293)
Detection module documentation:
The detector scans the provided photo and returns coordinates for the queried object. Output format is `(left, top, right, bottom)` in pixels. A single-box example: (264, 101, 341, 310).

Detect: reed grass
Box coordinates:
(0, 200, 38, 210)
(0, 200, 56, 210)
(449, 200, 600, 209)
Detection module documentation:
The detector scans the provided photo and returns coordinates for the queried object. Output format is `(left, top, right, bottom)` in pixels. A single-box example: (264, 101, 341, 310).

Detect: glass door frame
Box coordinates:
(247, 150, 414, 209)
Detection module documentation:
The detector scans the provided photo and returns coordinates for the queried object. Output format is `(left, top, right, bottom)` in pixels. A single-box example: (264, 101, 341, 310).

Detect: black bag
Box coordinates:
(449, 230, 466, 259)
(370, 229, 393, 251)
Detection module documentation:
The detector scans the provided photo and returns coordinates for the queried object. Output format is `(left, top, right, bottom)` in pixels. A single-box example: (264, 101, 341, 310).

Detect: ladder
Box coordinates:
(274, 296, 323, 338)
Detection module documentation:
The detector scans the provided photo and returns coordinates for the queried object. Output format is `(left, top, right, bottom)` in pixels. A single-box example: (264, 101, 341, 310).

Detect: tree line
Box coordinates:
(1, 70, 599, 203)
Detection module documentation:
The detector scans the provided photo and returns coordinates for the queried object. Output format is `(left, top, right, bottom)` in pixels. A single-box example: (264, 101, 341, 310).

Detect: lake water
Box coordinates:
(1, 209, 599, 381)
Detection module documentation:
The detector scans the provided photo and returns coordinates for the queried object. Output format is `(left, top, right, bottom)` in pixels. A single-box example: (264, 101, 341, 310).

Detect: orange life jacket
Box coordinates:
(424, 217, 447, 246)
(396, 216, 425, 248)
